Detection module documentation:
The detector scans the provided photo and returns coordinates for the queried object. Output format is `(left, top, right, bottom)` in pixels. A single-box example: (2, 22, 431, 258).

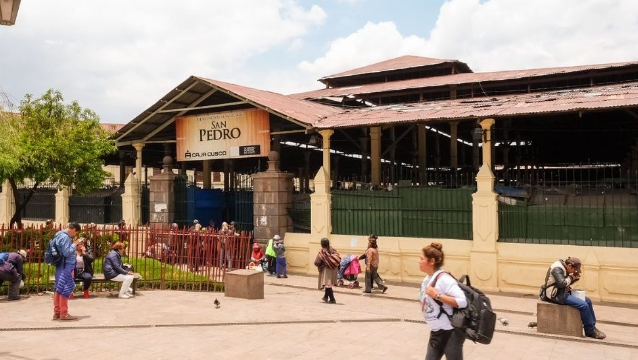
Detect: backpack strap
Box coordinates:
(430, 271, 457, 319)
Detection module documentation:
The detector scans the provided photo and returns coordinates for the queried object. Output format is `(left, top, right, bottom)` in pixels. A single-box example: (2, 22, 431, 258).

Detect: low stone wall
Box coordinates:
(284, 232, 638, 305)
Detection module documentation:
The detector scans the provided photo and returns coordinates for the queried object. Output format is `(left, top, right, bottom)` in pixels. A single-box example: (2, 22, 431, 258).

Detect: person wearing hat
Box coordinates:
(273, 235, 287, 278)
(0, 250, 27, 301)
(265, 235, 279, 276)
(362, 235, 388, 294)
(191, 219, 202, 232)
(540, 257, 606, 339)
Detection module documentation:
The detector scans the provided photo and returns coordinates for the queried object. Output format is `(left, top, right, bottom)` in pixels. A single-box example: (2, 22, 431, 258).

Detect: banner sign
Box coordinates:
(176, 109, 271, 161)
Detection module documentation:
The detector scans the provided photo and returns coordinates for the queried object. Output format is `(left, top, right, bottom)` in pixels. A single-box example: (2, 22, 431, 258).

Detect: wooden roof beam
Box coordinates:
(116, 80, 201, 141)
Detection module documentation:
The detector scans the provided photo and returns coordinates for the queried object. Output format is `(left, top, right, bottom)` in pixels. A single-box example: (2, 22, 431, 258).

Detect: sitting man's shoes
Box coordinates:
(586, 329, 606, 340)
(59, 314, 78, 321)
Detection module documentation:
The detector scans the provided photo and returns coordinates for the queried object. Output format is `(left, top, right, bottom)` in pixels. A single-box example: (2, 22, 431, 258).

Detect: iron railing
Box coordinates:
(497, 166, 638, 247)
(332, 171, 474, 239)
(16, 179, 57, 221)
(0, 225, 252, 296)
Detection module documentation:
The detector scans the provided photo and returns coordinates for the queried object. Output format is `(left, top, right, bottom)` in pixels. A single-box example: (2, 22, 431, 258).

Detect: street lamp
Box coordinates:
(0, 0, 21, 26)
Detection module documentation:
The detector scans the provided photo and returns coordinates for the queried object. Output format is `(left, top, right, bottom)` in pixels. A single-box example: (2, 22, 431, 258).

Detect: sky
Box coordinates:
(1, 0, 638, 123)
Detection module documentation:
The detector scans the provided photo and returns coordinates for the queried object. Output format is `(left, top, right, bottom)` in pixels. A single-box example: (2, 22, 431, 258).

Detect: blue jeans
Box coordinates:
(276, 257, 287, 276)
(564, 295, 597, 334)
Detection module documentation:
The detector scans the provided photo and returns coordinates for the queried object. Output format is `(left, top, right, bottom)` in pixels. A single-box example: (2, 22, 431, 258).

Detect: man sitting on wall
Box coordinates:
(539, 257, 606, 339)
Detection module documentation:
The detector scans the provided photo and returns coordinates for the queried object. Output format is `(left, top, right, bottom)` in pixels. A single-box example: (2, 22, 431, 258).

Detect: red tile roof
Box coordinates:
(313, 81, 638, 128)
(102, 123, 125, 133)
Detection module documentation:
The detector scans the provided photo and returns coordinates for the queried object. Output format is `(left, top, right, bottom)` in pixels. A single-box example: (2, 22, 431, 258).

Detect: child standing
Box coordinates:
(273, 235, 287, 278)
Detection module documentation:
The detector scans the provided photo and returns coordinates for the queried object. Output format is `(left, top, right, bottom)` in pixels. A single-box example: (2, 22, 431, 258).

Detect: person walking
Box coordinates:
(362, 234, 387, 294)
(0, 250, 27, 301)
(418, 242, 467, 360)
(50, 222, 81, 320)
(314, 238, 340, 304)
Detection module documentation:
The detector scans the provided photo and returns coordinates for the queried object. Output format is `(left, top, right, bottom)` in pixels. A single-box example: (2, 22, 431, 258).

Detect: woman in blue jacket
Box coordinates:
(103, 242, 135, 299)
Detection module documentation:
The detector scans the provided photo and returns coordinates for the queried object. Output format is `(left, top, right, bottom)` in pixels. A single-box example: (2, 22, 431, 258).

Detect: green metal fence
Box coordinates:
(332, 179, 473, 239)
(498, 167, 638, 247)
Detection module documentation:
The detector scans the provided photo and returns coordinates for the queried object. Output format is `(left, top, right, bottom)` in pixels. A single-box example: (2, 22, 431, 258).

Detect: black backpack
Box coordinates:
(432, 272, 497, 344)
(44, 239, 63, 267)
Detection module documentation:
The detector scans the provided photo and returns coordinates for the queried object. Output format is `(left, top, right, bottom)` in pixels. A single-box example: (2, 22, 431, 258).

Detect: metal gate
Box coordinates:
(69, 187, 124, 224)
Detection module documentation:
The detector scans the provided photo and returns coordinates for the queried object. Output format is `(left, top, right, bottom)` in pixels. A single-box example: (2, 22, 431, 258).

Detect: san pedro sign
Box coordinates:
(176, 109, 271, 161)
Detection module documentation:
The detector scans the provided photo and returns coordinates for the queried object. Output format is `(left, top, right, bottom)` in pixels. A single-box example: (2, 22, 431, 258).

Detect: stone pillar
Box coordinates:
(0, 180, 15, 225)
(310, 166, 331, 239)
(202, 159, 211, 189)
(320, 129, 334, 185)
(55, 186, 70, 225)
(417, 124, 427, 184)
(122, 172, 141, 226)
(133, 142, 144, 183)
(252, 151, 294, 244)
(149, 156, 177, 226)
(470, 118, 499, 291)
(370, 126, 382, 186)
(450, 121, 459, 170)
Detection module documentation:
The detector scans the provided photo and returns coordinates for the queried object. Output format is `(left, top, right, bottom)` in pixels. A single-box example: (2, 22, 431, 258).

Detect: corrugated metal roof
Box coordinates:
(319, 55, 469, 81)
(314, 82, 638, 129)
(196, 77, 342, 126)
(115, 76, 342, 145)
(294, 61, 638, 100)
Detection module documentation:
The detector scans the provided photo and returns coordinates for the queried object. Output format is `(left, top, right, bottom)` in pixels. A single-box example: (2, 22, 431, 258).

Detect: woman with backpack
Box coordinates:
(314, 237, 340, 304)
(418, 242, 467, 360)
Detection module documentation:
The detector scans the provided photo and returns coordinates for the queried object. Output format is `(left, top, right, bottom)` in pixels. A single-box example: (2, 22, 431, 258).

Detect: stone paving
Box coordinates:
(1, 273, 637, 359)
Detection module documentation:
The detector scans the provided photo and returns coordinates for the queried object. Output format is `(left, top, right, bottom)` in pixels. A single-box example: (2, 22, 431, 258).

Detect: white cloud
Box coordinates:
(299, 0, 638, 79)
(288, 38, 305, 52)
(1, 0, 326, 122)
(298, 21, 429, 78)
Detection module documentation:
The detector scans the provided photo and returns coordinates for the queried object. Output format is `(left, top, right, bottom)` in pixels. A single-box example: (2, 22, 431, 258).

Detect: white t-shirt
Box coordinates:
(418, 270, 468, 331)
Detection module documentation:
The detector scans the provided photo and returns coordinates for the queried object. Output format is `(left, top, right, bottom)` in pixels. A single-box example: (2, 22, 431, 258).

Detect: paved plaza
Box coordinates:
(2, 274, 638, 359)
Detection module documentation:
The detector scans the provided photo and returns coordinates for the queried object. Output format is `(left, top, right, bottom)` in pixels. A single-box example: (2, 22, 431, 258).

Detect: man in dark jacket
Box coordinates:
(540, 257, 606, 339)
(0, 250, 27, 300)
(103, 241, 135, 299)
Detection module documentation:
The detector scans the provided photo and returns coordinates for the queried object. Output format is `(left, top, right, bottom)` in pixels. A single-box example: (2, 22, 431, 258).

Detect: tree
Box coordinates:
(0, 89, 116, 228)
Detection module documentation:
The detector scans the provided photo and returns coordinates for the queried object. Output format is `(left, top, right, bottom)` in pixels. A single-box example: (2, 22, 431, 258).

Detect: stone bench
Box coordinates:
(537, 301, 583, 337)
(224, 269, 264, 299)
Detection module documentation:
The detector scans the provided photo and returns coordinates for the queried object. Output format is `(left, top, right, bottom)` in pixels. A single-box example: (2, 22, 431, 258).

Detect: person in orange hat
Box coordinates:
(540, 256, 605, 339)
